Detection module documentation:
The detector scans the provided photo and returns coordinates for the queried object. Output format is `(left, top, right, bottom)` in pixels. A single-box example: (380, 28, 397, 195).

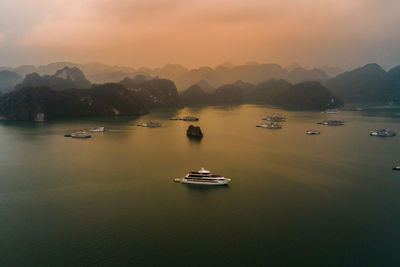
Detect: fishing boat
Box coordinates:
(137, 122, 162, 128)
(256, 123, 283, 129)
(70, 132, 91, 139)
(182, 116, 199, 121)
(317, 120, 344, 126)
(306, 130, 320, 135)
(90, 127, 106, 133)
(262, 114, 286, 122)
(370, 129, 396, 137)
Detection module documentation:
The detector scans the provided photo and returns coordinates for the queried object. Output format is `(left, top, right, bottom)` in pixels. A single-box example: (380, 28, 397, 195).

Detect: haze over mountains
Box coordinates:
(1, 60, 400, 121)
(15, 67, 91, 91)
(0, 62, 338, 92)
(181, 79, 341, 109)
(0, 71, 23, 94)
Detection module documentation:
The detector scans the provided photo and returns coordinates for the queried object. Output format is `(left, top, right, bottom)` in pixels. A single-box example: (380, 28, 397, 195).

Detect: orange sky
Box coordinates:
(1, 0, 400, 69)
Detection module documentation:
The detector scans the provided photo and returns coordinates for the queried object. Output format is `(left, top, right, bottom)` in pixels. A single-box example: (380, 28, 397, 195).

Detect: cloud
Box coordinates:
(3, 0, 400, 68)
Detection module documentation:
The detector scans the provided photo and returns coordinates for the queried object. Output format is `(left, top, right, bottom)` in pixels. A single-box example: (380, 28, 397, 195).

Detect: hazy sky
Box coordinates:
(1, 0, 400, 69)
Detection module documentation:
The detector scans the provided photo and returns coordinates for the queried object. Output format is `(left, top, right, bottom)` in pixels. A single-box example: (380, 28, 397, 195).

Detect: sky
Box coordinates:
(0, 0, 400, 69)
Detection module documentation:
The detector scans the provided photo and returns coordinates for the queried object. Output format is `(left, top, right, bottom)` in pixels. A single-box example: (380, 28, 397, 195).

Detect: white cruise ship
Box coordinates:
(175, 168, 231, 185)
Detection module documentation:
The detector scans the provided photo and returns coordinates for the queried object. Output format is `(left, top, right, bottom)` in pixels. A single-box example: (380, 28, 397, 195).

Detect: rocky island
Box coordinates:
(15, 66, 92, 91)
(186, 125, 203, 138)
(0, 84, 148, 122)
(0, 64, 351, 122)
(181, 79, 342, 109)
(0, 68, 183, 122)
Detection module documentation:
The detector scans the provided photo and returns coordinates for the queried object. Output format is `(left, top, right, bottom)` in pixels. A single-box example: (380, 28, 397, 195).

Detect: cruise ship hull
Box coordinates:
(181, 179, 230, 185)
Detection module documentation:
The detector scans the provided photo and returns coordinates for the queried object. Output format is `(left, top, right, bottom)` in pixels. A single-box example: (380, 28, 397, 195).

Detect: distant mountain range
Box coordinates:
(0, 71, 23, 94)
(326, 63, 400, 103)
(168, 64, 328, 90)
(0, 65, 341, 121)
(181, 79, 341, 109)
(0, 61, 341, 91)
(2, 61, 400, 121)
(15, 67, 91, 91)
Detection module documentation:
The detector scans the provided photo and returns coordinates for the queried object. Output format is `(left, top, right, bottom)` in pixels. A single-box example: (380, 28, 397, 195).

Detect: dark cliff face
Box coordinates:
(172, 63, 329, 91)
(54, 67, 92, 89)
(15, 67, 91, 91)
(0, 84, 148, 121)
(384, 66, 400, 99)
(283, 67, 328, 84)
(278, 81, 342, 109)
(212, 84, 243, 104)
(326, 63, 390, 103)
(181, 85, 211, 106)
(181, 84, 244, 106)
(248, 80, 341, 109)
(180, 79, 341, 109)
(246, 79, 292, 103)
(119, 77, 183, 108)
(194, 80, 215, 93)
(0, 71, 23, 94)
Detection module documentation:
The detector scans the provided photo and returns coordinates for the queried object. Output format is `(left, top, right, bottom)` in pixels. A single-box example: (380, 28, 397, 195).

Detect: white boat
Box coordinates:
(325, 109, 340, 114)
(71, 132, 91, 139)
(256, 123, 282, 129)
(317, 120, 344, 126)
(183, 116, 199, 121)
(370, 129, 396, 137)
(137, 122, 162, 128)
(90, 127, 105, 133)
(178, 168, 231, 185)
(306, 130, 320, 135)
(262, 114, 286, 122)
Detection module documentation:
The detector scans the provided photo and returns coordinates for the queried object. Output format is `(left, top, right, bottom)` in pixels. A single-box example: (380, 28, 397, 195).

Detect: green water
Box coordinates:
(1, 105, 400, 266)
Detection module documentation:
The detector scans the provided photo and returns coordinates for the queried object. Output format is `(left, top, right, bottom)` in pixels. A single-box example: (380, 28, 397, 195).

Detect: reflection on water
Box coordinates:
(187, 136, 202, 145)
(183, 184, 230, 193)
(1, 104, 400, 265)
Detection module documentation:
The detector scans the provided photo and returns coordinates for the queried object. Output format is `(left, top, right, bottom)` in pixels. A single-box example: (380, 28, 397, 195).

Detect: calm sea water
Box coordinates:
(1, 105, 400, 266)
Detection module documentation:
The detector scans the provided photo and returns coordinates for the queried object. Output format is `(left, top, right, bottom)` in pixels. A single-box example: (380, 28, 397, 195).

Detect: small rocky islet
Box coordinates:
(186, 125, 203, 138)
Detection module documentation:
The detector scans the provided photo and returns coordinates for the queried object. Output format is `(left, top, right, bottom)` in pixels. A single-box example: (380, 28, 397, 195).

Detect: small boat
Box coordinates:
(90, 126, 105, 133)
(325, 109, 340, 114)
(370, 129, 396, 137)
(182, 116, 199, 121)
(317, 120, 344, 126)
(393, 166, 400, 171)
(256, 123, 283, 129)
(169, 117, 181, 120)
(306, 130, 320, 135)
(355, 108, 363, 111)
(176, 168, 231, 185)
(137, 122, 162, 128)
(71, 132, 91, 139)
(262, 114, 286, 122)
